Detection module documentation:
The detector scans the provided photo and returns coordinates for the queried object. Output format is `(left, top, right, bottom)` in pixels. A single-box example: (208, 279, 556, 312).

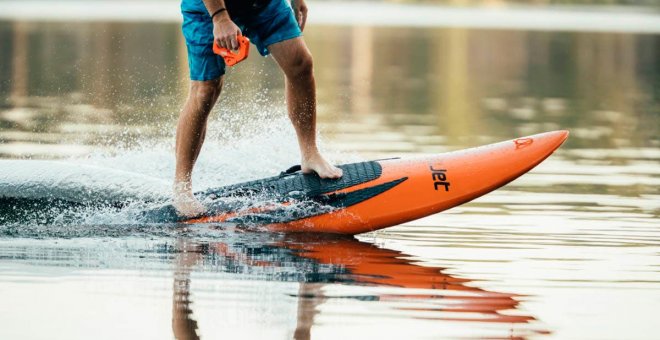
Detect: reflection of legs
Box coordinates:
(173, 78, 224, 217)
(268, 38, 342, 179)
(294, 283, 325, 340)
(172, 240, 202, 340)
(172, 271, 199, 340)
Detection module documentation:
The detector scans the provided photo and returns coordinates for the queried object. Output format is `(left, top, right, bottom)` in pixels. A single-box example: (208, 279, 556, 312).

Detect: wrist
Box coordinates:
(211, 8, 229, 23)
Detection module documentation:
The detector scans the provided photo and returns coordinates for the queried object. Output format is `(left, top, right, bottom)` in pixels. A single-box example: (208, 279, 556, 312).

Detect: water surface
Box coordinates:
(0, 12, 659, 340)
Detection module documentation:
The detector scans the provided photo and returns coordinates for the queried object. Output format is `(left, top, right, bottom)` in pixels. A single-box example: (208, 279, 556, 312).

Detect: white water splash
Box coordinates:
(0, 103, 355, 226)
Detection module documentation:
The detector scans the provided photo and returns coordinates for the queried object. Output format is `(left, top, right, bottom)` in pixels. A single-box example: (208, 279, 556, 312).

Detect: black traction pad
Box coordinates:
(198, 160, 383, 200)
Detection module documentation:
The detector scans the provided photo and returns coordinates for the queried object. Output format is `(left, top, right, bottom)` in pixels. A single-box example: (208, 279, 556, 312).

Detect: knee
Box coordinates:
(286, 52, 314, 80)
(189, 79, 223, 112)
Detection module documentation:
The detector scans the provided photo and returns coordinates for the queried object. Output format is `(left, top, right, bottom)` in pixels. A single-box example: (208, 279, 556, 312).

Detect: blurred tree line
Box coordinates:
(319, 0, 658, 7)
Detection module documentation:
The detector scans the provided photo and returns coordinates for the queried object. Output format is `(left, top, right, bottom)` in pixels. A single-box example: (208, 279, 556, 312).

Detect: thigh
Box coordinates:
(268, 37, 312, 75)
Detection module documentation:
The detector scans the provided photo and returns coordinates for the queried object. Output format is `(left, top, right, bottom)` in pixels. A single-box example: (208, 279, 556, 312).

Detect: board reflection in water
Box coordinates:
(171, 231, 546, 339)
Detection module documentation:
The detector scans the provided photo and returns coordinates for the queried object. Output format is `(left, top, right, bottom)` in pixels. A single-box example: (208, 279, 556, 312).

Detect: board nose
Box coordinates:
(459, 130, 570, 186)
(532, 130, 569, 151)
(554, 130, 570, 144)
(513, 130, 568, 148)
(505, 130, 569, 172)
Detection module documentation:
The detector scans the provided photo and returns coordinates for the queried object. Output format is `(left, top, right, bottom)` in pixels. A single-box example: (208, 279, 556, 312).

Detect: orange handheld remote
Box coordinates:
(213, 35, 250, 66)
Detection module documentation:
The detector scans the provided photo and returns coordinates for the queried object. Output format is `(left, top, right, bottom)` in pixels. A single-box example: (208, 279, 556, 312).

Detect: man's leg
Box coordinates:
(268, 37, 342, 179)
(173, 77, 224, 217)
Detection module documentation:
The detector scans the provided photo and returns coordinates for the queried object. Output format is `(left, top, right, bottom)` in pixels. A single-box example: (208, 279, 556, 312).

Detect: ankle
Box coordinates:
(300, 146, 320, 159)
(173, 180, 193, 193)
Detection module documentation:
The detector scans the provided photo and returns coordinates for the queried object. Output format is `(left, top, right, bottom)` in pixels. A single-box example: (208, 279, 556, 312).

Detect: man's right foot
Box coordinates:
(301, 152, 343, 179)
(173, 183, 207, 218)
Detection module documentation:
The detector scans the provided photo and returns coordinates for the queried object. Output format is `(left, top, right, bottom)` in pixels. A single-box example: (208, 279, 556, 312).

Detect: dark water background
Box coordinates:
(0, 5, 659, 340)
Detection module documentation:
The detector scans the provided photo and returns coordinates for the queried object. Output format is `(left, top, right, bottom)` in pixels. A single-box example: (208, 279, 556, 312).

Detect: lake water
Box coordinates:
(0, 5, 659, 340)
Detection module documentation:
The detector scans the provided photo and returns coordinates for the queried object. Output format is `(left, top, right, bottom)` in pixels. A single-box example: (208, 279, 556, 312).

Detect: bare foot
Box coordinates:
(173, 182, 207, 218)
(301, 152, 343, 179)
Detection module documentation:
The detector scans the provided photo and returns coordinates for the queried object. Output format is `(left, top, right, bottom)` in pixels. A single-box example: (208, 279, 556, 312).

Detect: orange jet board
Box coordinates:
(178, 131, 568, 234)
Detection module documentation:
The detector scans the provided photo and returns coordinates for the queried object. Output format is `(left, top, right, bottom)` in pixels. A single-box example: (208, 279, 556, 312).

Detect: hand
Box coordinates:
(291, 0, 308, 31)
(212, 13, 242, 50)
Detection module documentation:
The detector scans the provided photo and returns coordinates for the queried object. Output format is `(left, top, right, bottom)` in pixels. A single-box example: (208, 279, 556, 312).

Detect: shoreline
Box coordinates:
(0, 1, 658, 33)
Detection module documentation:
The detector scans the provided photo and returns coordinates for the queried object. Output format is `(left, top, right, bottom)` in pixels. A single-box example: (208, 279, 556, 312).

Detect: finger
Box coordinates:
(295, 10, 302, 28)
(230, 34, 238, 50)
(223, 36, 232, 50)
(301, 11, 307, 31)
(215, 37, 224, 49)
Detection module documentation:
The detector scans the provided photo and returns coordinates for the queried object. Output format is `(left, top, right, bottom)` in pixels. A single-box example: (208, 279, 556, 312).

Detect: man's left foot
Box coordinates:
(173, 181, 208, 218)
(301, 153, 343, 179)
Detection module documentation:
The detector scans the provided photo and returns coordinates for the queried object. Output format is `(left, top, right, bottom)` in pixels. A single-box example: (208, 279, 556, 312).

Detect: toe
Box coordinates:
(328, 166, 343, 179)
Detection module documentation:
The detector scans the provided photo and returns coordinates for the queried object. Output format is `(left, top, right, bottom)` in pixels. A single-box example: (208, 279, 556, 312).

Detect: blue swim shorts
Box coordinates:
(181, 0, 302, 81)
